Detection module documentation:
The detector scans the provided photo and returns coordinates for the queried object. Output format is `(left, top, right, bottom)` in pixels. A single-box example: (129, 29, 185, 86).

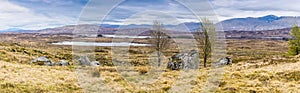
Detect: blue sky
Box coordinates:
(1, 0, 300, 30)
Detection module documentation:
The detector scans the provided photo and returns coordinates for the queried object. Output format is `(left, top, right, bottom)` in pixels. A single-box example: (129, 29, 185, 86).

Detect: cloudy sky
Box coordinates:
(1, 0, 300, 30)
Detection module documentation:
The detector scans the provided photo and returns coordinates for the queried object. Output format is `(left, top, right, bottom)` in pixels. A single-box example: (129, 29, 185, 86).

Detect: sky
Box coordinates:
(1, 0, 300, 30)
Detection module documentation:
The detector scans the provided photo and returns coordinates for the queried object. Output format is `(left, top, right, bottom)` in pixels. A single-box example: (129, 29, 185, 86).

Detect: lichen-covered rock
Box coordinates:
(30, 56, 53, 66)
(167, 50, 199, 70)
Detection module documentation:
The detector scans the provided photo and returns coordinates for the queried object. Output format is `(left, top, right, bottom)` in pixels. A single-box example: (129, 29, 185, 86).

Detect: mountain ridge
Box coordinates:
(217, 15, 300, 31)
(2, 15, 300, 33)
(99, 15, 300, 31)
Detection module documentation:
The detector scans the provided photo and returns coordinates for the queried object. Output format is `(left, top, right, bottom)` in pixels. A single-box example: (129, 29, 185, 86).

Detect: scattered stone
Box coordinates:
(54, 60, 70, 66)
(78, 55, 91, 66)
(30, 56, 53, 66)
(78, 55, 101, 66)
(30, 57, 70, 66)
(216, 57, 232, 67)
(167, 50, 199, 70)
(30, 55, 101, 66)
(90, 61, 101, 66)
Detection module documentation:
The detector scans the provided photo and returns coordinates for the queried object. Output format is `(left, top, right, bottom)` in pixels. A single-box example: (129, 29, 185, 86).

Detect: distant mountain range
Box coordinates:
(100, 22, 200, 31)
(0, 28, 28, 33)
(100, 15, 300, 31)
(2, 15, 300, 33)
(217, 15, 300, 31)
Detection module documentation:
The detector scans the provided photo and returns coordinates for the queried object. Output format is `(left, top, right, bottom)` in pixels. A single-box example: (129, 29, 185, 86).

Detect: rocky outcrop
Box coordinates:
(167, 50, 199, 70)
(216, 57, 232, 67)
(30, 57, 70, 66)
(78, 55, 101, 66)
(30, 56, 53, 66)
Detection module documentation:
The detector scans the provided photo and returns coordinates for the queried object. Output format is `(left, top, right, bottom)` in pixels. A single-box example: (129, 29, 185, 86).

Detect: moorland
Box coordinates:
(0, 33, 299, 93)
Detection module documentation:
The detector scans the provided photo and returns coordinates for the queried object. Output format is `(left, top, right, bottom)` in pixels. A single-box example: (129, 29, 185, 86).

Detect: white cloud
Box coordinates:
(0, 0, 76, 30)
(78, 0, 124, 24)
(98, 0, 213, 25)
(122, 11, 183, 25)
(2, 0, 300, 30)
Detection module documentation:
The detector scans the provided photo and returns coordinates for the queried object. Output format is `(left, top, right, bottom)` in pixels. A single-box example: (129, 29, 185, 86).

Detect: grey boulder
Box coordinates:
(78, 55, 91, 66)
(30, 56, 53, 66)
(167, 50, 199, 70)
(78, 55, 101, 66)
(54, 60, 70, 66)
(216, 57, 232, 67)
(90, 61, 101, 66)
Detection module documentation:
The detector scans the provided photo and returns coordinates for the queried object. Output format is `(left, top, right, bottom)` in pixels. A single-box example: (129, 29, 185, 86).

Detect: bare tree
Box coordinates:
(149, 20, 171, 66)
(194, 18, 216, 68)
